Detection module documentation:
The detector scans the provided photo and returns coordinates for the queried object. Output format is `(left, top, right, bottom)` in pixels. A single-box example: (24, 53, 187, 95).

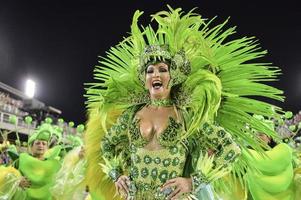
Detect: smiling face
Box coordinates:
(31, 139, 48, 158)
(145, 62, 171, 100)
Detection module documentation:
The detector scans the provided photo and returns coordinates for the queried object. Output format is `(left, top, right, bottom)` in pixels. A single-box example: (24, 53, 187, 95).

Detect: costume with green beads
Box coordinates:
(85, 6, 285, 199)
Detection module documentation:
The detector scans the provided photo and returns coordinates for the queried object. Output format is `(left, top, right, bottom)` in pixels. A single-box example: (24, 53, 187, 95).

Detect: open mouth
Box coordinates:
(152, 80, 163, 89)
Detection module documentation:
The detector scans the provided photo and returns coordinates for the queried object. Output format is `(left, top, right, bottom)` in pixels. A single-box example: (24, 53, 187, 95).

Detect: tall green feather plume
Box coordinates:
(84, 106, 124, 199)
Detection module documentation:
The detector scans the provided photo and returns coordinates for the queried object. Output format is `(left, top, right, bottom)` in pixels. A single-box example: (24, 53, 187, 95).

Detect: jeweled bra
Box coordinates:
(129, 116, 183, 148)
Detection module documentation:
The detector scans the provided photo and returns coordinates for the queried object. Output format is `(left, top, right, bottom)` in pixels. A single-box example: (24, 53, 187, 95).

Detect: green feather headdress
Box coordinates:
(28, 123, 53, 146)
(86, 5, 283, 137)
(85, 5, 284, 196)
(138, 44, 191, 87)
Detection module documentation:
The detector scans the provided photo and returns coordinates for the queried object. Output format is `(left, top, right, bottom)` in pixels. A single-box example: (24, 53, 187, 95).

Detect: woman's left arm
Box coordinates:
(204, 123, 241, 168)
(190, 122, 241, 193)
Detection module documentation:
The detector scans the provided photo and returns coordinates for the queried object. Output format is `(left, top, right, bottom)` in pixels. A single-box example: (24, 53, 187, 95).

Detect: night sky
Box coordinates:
(0, 0, 300, 124)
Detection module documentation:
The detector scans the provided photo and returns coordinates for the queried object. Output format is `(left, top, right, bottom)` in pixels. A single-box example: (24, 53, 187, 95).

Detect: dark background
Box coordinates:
(0, 0, 300, 124)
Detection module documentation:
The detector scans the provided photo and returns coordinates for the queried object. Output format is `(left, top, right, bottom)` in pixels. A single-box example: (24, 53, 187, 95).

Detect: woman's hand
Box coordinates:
(19, 176, 31, 189)
(161, 177, 192, 200)
(115, 175, 130, 199)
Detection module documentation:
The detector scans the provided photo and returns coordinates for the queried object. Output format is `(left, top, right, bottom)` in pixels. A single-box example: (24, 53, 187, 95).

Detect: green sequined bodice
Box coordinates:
(127, 114, 188, 199)
(101, 107, 241, 199)
(128, 143, 188, 199)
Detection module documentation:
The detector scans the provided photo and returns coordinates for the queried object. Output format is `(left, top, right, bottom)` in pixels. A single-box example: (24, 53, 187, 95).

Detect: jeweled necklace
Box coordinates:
(149, 99, 173, 107)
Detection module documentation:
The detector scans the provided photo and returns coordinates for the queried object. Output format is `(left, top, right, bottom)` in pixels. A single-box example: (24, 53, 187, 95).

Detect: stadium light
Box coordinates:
(25, 79, 36, 98)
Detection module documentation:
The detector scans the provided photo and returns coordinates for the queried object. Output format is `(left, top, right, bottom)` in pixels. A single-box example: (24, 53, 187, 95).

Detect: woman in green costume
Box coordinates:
(84, 6, 284, 200)
(17, 123, 61, 200)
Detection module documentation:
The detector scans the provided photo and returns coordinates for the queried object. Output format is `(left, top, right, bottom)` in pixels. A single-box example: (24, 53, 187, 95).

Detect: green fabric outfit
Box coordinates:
(18, 153, 61, 200)
(246, 143, 295, 200)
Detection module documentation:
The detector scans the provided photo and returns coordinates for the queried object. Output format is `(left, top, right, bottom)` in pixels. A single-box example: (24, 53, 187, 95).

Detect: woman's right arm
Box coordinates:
(100, 109, 130, 182)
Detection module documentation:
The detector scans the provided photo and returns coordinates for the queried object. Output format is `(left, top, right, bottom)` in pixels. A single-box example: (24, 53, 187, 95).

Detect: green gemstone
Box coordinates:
(130, 166, 139, 179)
(207, 127, 214, 134)
(172, 157, 180, 166)
(169, 146, 178, 154)
(112, 136, 119, 143)
(225, 150, 235, 160)
(223, 138, 232, 146)
(154, 157, 161, 164)
(102, 140, 111, 152)
(169, 171, 178, 179)
(143, 183, 151, 191)
(144, 155, 152, 164)
(132, 155, 141, 163)
(159, 170, 169, 183)
(212, 138, 218, 145)
(203, 123, 213, 134)
(202, 123, 209, 130)
(141, 168, 149, 178)
(217, 130, 226, 138)
(151, 168, 158, 180)
(120, 113, 129, 122)
(121, 124, 127, 130)
(216, 146, 223, 157)
(163, 158, 171, 167)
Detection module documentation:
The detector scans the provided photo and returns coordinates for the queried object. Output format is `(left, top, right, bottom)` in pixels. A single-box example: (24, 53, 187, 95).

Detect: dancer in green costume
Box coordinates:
(17, 123, 61, 200)
(51, 146, 88, 200)
(246, 143, 295, 200)
(84, 6, 284, 200)
(51, 125, 87, 200)
(244, 113, 301, 200)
